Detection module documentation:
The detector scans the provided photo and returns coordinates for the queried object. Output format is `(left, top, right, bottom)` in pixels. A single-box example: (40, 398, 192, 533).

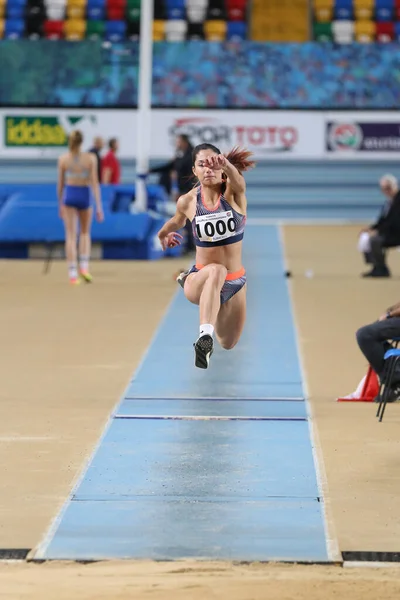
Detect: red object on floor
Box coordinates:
(337, 366, 379, 402)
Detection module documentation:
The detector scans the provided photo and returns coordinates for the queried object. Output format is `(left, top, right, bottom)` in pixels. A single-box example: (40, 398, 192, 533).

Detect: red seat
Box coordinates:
(106, 0, 126, 20)
(376, 21, 394, 42)
(227, 7, 245, 20)
(44, 20, 64, 39)
(395, 0, 400, 19)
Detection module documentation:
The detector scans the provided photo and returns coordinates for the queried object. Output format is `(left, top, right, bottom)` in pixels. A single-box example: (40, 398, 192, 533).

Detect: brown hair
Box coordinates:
(224, 146, 256, 174)
(68, 129, 83, 151)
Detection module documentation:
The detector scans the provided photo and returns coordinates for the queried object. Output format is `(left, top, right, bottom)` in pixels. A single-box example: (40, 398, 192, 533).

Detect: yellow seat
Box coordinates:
(354, 0, 374, 20)
(64, 18, 86, 40)
(0, 0, 5, 19)
(251, 0, 309, 41)
(204, 20, 227, 41)
(0, 18, 4, 38)
(66, 0, 87, 19)
(153, 20, 165, 40)
(354, 19, 376, 42)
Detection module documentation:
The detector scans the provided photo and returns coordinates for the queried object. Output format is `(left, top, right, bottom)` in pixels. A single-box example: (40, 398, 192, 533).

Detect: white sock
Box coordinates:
(79, 255, 89, 272)
(68, 263, 78, 280)
(199, 324, 214, 338)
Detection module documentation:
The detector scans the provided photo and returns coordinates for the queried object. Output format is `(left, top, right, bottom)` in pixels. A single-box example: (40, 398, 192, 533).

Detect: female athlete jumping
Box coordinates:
(157, 143, 255, 369)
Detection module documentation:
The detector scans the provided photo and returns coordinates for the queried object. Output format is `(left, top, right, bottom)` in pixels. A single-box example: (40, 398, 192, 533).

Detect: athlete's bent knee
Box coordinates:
(204, 263, 227, 286)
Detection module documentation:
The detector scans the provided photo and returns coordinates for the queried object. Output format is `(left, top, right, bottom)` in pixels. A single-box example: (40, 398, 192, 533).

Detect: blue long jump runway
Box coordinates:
(35, 225, 330, 562)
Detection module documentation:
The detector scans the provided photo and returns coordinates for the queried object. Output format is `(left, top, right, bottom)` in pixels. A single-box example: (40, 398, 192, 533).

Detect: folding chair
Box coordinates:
(376, 337, 400, 421)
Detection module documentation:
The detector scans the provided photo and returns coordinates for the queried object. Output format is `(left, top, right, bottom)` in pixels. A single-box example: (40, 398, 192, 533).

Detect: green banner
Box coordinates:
(5, 117, 68, 147)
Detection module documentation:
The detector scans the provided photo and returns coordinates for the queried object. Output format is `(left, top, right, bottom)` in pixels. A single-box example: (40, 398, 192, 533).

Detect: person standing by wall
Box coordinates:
(101, 138, 121, 184)
(89, 136, 104, 183)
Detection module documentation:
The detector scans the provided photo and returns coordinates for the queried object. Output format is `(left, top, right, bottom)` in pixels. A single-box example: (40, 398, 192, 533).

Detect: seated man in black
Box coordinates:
(358, 174, 400, 278)
(357, 301, 400, 402)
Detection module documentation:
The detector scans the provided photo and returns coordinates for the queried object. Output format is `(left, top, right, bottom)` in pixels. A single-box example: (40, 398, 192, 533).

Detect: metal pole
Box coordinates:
(135, 0, 154, 212)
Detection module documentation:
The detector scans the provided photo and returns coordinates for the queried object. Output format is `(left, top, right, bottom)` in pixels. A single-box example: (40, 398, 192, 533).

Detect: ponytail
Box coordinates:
(68, 129, 83, 151)
(224, 146, 256, 174)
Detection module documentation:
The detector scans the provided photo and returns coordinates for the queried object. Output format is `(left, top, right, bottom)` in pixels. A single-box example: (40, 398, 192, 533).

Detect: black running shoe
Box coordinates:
(194, 334, 214, 369)
(176, 269, 190, 289)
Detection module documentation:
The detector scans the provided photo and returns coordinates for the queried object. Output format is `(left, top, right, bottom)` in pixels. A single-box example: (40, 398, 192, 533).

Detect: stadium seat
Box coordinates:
(0, 17, 4, 34)
(126, 17, 139, 38)
(153, 0, 165, 20)
(206, 0, 227, 20)
(376, 20, 394, 40)
(334, 0, 353, 19)
(166, 0, 185, 20)
(4, 17, 24, 37)
(394, 19, 400, 38)
(396, 0, 400, 19)
(227, 20, 246, 40)
(66, 0, 86, 19)
(187, 7, 206, 22)
(45, 1, 65, 21)
(165, 18, 187, 41)
(226, 0, 246, 21)
(86, 0, 105, 20)
(313, 20, 333, 39)
(64, 16, 85, 38)
(25, 0, 46, 19)
(6, 0, 27, 20)
(106, 0, 125, 20)
(354, 0, 373, 19)
(314, 0, 333, 22)
(43, 18, 64, 37)
(25, 15, 45, 37)
(354, 18, 376, 40)
(332, 19, 354, 41)
(375, 0, 394, 21)
(126, 0, 139, 21)
(0, 0, 5, 17)
(186, 21, 204, 38)
(105, 18, 125, 40)
(152, 18, 164, 40)
(86, 18, 104, 38)
(204, 18, 227, 40)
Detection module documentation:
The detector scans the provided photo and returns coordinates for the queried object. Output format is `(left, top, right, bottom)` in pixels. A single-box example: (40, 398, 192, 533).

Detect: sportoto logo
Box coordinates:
(328, 122, 363, 151)
(169, 117, 298, 153)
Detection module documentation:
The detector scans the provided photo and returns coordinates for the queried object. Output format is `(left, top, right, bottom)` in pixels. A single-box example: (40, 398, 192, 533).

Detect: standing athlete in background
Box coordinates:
(158, 144, 255, 369)
(58, 130, 104, 285)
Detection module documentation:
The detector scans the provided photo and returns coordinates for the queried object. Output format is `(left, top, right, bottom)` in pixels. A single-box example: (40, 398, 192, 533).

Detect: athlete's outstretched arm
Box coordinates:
(157, 196, 189, 249)
(222, 160, 246, 195)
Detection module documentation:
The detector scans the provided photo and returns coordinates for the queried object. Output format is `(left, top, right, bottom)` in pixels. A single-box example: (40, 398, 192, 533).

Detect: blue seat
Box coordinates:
(394, 21, 400, 40)
(334, 0, 353, 20)
(375, 0, 394, 21)
(227, 21, 246, 40)
(105, 20, 126, 42)
(4, 18, 25, 38)
(6, 0, 26, 19)
(87, 0, 105, 20)
(166, 0, 185, 19)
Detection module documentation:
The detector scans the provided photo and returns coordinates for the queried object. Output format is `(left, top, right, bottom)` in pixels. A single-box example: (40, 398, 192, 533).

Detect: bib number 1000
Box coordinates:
(196, 217, 236, 239)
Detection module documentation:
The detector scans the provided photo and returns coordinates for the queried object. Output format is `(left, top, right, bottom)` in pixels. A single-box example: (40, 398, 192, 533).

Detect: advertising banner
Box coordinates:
(0, 109, 325, 161)
(151, 110, 325, 160)
(0, 110, 136, 159)
(325, 113, 400, 159)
